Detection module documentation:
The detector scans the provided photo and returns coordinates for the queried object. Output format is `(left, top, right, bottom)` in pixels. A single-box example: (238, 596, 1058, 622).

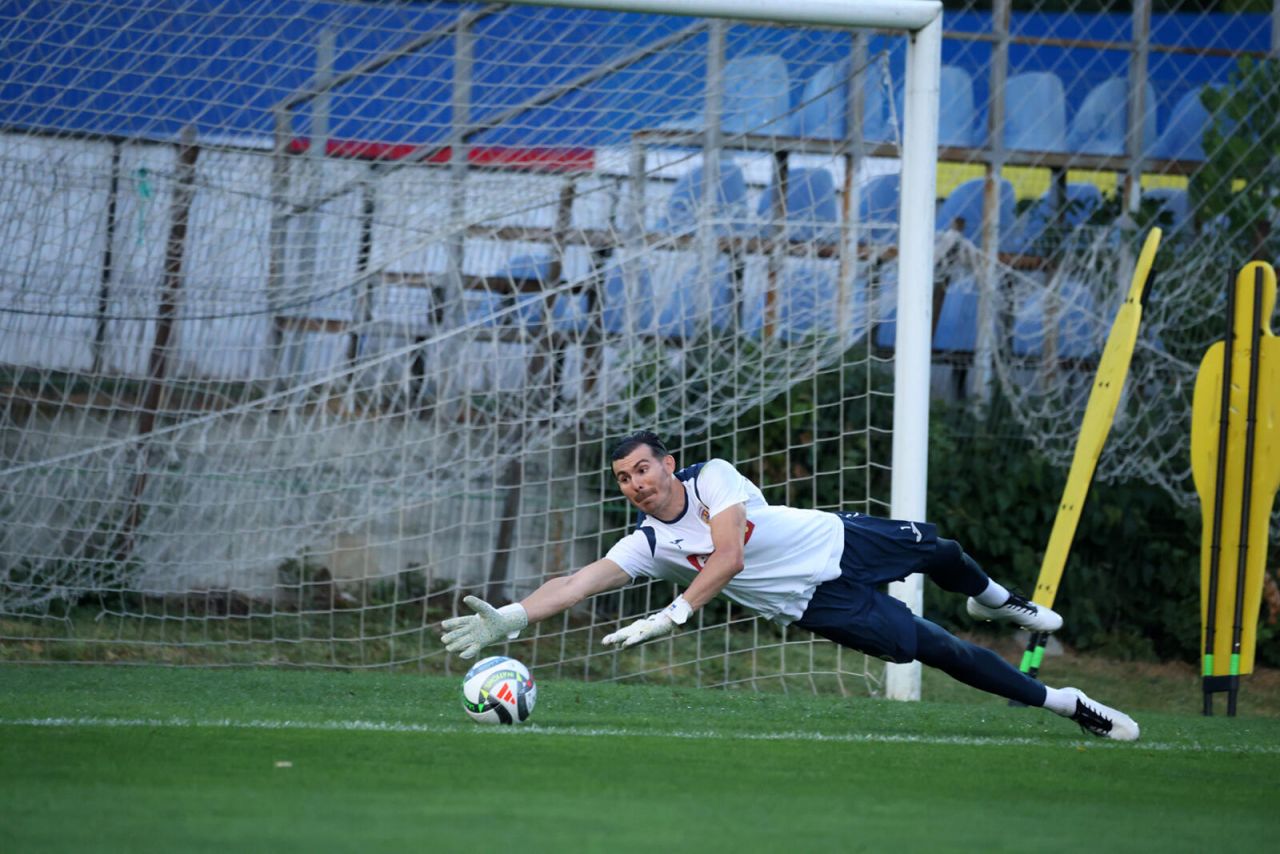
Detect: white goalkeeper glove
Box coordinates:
(441, 595, 528, 660)
(601, 596, 693, 648)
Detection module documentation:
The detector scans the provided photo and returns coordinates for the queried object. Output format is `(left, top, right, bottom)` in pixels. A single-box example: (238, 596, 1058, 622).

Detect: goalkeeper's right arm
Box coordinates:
(441, 559, 630, 659)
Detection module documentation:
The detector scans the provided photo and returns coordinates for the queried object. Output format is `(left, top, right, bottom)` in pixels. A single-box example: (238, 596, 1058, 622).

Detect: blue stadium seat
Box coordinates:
(935, 177, 1017, 248)
(668, 54, 792, 136)
(1011, 279, 1098, 359)
(654, 257, 736, 338)
(601, 259, 655, 335)
(792, 59, 896, 142)
(1005, 71, 1068, 152)
(1005, 183, 1103, 255)
(782, 266, 866, 343)
(463, 292, 504, 327)
(655, 159, 749, 236)
(500, 253, 553, 321)
(755, 168, 840, 242)
(872, 273, 979, 353)
(1148, 87, 1214, 161)
(742, 263, 866, 344)
(1067, 77, 1159, 156)
(932, 276, 979, 353)
(858, 172, 900, 245)
(550, 290, 592, 333)
(722, 53, 792, 136)
(938, 65, 980, 147)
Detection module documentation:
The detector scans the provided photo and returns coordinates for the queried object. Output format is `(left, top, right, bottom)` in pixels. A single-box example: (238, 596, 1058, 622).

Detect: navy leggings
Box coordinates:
(914, 539, 1048, 707)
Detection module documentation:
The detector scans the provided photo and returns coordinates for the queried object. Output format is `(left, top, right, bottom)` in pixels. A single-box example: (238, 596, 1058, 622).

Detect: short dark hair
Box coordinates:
(609, 430, 669, 462)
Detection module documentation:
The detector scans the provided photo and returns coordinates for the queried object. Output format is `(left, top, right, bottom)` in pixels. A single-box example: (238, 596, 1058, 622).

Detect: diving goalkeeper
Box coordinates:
(442, 431, 1139, 741)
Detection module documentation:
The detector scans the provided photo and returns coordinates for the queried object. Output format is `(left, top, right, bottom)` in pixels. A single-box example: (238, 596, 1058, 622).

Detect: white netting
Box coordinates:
(3, 0, 1278, 680)
(0, 0, 914, 691)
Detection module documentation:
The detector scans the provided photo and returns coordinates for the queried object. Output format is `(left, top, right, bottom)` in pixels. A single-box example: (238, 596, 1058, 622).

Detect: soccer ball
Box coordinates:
(461, 656, 537, 725)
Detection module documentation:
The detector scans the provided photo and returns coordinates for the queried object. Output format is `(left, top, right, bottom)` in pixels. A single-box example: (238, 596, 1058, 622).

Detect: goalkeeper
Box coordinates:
(442, 431, 1139, 741)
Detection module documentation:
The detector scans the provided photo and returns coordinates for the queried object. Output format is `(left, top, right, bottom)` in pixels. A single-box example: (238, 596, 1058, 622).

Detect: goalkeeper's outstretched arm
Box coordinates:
(441, 559, 630, 658)
(519, 558, 632, 622)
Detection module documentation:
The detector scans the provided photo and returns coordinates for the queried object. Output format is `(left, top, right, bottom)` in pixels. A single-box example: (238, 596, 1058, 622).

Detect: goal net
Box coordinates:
(0, 0, 941, 694)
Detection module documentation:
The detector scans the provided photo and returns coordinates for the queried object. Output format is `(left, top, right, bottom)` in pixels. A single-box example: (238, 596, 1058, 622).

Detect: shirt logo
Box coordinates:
(698, 505, 710, 524)
(899, 522, 922, 543)
(670, 538, 685, 550)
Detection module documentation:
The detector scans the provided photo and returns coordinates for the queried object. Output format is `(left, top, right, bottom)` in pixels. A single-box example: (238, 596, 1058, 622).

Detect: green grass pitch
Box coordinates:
(2, 666, 1278, 853)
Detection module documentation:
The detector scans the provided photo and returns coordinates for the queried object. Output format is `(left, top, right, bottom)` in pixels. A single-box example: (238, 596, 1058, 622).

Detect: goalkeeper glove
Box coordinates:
(601, 596, 692, 648)
(441, 595, 528, 659)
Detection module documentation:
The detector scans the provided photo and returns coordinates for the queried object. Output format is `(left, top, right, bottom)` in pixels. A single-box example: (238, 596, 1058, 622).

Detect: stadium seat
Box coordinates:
(932, 276, 979, 353)
(858, 172, 900, 246)
(1067, 77, 1159, 156)
(742, 262, 866, 344)
(653, 256, 736, 338)
(654, 159, 749, 236)
(938, 65, 980, 147)
(667, 54, 791, 136)
(935, 177, 1017, 248)
(550, 290, 592, 333)
(496, 253, 556, 325)
(871, 274, 980, 353)
(1011, 278, 1098, 359)
(755, 167, 840, 243)
(722, 53, 792, 136)
(1004, 71, 1068, 152)
(600, 258, 655, 335)
(1148, 87, 1215, 161)
(1005, 183, 1103, 255)
(463, 292, 504, 327)
(792, 59, 896, 142)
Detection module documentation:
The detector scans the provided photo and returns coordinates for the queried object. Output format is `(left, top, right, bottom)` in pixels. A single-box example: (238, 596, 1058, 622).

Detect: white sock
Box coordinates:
(1042, 686, 1077, 716)
(974, 578, 1011, 607)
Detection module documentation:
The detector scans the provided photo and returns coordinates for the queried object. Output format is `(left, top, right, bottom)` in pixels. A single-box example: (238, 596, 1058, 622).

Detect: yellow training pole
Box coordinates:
(1190, 261, 1280, 714)
(1016, 228, 1161, 681)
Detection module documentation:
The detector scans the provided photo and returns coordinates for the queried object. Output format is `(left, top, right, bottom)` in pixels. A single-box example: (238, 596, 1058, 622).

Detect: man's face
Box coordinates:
(611, 446, 679, 517)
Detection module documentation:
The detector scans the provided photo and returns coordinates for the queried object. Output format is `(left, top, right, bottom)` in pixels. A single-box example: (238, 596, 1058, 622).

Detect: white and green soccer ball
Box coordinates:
(461, 656, 537, 725)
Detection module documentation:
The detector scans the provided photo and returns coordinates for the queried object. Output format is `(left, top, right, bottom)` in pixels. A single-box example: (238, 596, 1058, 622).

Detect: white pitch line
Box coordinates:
(1, 715, 1275, 754)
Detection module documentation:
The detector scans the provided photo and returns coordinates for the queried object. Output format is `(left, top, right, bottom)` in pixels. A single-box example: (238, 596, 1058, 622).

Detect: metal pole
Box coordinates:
(1125, 0, 1152, 214)
(347, 167, 377, 365)
(1203, 270, 1237, 715)
(289, 29, 335, 380)
(115, 127, 199, 563)
(972, 0, 1010, 404)
(267, 106, 292, 384)
(837, 33, 868, 346)
(446, 19, 472, 331)
(700, 19, 727, 336)
(1227, 268, 1265, 716)
(93, 142, 122, 375)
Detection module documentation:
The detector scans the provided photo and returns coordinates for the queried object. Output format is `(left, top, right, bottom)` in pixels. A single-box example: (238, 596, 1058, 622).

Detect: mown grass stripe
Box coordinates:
(3, 715, 1274, 754)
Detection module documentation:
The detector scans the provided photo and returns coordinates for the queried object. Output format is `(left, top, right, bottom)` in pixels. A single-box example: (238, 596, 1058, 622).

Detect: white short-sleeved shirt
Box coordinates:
(605, 458, 844, 624)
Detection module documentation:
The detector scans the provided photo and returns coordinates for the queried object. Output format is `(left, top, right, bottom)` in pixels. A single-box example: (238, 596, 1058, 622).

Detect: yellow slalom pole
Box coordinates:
(1190, 261, 1280, 715)
(1016, 229, 1161, 683)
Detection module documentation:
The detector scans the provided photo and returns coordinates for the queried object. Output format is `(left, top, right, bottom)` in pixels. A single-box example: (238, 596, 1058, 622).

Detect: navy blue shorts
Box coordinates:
(794, 511, 938, 664)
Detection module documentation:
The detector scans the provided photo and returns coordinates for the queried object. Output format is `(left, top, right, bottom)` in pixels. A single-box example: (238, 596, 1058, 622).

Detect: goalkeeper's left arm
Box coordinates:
(441, 558, 631, 659)
(600, 503, 747, 648)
